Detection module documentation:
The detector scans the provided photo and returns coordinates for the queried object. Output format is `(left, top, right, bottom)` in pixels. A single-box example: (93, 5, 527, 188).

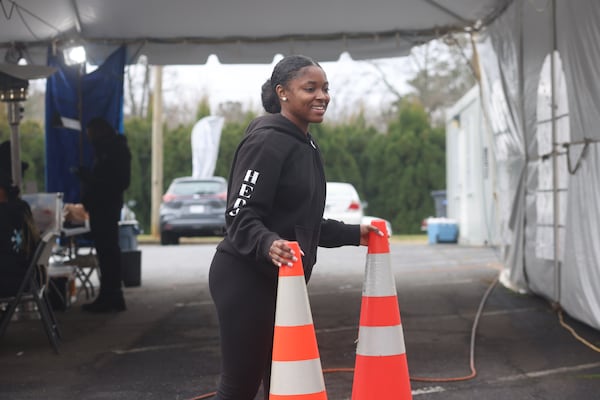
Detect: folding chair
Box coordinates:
(0, 231, 61, 353)
(60, 234, 99, 300)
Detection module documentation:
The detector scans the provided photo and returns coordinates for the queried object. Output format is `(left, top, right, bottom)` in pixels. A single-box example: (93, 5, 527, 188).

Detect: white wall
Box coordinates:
(446, 85, 500, 246)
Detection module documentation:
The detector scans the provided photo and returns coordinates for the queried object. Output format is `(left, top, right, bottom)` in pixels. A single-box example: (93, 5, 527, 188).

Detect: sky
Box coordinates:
(26, 52, 418, 125)
(153, 52, 415, 121)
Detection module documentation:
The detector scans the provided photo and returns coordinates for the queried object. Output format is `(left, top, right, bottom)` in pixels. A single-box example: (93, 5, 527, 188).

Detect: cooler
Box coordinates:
(427, 218, 459, 244)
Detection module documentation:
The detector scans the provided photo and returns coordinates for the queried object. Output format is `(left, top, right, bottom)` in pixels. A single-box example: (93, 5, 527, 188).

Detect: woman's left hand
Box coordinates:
(359, 224, 384, 246)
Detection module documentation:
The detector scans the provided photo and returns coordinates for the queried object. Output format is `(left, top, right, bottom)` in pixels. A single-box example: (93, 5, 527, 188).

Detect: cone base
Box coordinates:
(270, 390, 327, 400)
(351, 354, 412, 400)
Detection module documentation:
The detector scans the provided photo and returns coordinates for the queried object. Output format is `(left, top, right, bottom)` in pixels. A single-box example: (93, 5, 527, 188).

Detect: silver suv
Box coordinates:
(159, 176, 227, 245)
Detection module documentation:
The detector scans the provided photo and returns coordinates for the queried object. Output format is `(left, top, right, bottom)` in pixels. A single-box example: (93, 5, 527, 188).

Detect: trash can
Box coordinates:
(430, 190, 447, 218)
(427, 217, 459, 244)
(119, 221, 141, 287)
(121, 250, 142, 287)
(119, 221, 139, 251)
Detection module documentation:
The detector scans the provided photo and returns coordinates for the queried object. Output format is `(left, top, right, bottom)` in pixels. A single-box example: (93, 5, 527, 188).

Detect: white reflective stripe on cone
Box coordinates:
(363, 253, 397, 297)
(356, 325, 406, 356)
(270, 358, 326, 395)
(275, 276, 314, 326)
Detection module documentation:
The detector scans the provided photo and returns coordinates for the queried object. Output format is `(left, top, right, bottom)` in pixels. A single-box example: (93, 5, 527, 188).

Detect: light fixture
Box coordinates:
(0, 71, 28, 102)
(63, 45, 87, 66)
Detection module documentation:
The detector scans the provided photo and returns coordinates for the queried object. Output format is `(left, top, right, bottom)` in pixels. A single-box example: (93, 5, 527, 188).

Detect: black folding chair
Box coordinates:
(0, 232, 61, 353)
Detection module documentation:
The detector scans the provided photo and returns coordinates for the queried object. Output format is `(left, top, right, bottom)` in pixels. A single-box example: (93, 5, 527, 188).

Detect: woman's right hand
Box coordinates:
(269, 239, 302, 268)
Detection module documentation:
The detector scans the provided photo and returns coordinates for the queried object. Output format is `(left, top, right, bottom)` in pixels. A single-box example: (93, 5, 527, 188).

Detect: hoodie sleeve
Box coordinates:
(319, 218, 361, 248)
(225, 130, 285, 263)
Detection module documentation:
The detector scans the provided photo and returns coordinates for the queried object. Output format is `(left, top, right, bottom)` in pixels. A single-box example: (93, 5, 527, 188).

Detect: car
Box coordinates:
(323, 182, 364, 224)
(159, 176, 227, 245)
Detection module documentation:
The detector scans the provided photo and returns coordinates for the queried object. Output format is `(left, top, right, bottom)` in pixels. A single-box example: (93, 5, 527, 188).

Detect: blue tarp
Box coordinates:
(45, 46, 125, 204)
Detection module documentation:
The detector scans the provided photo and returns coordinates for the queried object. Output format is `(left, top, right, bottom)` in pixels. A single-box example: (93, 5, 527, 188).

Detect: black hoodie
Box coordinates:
(81, 134, 131, 214)
(217, 113, 359, 281)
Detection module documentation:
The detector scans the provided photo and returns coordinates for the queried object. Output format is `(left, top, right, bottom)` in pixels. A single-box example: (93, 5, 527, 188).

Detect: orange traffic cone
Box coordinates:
(351, 220, 412, 400)
(269, 241, 328, 400)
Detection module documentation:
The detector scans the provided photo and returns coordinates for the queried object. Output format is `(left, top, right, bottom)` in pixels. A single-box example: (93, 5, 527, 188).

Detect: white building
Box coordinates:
(445, 85, 501, 246)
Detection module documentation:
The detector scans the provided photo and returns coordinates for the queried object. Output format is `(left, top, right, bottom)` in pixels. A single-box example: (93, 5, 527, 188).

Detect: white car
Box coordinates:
(323, 182, 364, 224)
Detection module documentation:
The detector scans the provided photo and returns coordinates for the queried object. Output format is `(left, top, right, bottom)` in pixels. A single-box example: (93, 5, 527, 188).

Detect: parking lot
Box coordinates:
(1, 240, 600, 399)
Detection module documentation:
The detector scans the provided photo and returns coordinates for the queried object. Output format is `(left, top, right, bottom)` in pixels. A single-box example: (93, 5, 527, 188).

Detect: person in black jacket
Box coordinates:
(77, 117, 131, 313)
(0, 171, 39, 297)
(209, 55, 383, 400)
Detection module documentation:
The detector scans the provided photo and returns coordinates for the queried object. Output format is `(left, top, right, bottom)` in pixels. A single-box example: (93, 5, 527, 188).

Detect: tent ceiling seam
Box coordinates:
(0, 25, 479, 50)
(421, 0, 470, 24)
(68, 0, 83, 34)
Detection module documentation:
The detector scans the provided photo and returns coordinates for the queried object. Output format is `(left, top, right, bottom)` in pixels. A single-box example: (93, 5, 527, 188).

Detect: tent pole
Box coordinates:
(550, 0, 560, 305)
(518, 0, 529, 285)
(77, 63, 84, 167)
(150, 65, 164, 238)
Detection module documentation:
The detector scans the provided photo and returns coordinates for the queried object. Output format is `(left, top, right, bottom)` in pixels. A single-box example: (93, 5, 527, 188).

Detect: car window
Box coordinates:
(171, 181, 223, 195)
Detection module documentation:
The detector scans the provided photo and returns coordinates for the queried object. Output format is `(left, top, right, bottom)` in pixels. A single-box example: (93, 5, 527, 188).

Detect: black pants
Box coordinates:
(0, 255, 27, 297)
(89, 206, 122, 298)
(209, 250, 278, 400)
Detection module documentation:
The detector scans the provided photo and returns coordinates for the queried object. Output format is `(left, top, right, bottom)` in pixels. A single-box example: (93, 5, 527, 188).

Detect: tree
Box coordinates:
(367, 33, 476, 127)
(123, 117, 153, 231)
(313, 113, 377, 197)
(214, 111, 255, 178)
(405, 34, 477, 126)
(363, 100, 445, 233)
(124, 57, 151, 118)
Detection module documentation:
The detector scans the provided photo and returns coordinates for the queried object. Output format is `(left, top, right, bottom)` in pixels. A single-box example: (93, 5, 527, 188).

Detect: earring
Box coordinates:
(281, 97, 287, 102)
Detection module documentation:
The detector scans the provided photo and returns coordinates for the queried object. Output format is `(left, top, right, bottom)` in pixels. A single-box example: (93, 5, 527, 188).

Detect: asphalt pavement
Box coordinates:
(1, 240, 600, 399)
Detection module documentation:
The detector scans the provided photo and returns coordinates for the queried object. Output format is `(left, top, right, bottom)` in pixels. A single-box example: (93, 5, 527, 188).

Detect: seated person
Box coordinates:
(0, 171, 40, 297)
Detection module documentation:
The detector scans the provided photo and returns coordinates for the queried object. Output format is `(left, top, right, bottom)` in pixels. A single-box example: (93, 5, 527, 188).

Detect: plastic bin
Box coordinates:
(121, 250, 142, 287)
(430, 190, 447, 218)
(427, 218, 459, 244)
(119, 221, 139, 251)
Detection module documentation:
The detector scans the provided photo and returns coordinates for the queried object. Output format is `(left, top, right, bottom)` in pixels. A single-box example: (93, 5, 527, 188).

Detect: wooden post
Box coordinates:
(150, 65, 164, 238)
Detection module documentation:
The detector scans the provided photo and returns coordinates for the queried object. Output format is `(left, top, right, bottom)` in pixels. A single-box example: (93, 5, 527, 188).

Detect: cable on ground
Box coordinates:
(557, 308, 600, 353)
(189, 273, 600, 399)
(189, 274, 501, 399)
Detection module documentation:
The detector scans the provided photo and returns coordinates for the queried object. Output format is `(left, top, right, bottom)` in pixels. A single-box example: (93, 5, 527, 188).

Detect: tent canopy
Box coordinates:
(1, 0, 510, 65)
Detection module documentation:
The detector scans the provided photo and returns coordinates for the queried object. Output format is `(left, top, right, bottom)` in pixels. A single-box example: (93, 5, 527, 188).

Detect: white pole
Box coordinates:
(151, 66, 164, 238)
(550, 0, 561, 304)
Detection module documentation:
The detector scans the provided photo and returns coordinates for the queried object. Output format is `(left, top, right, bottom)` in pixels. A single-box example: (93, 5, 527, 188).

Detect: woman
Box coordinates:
(209, 54, 381, 399)
(77, 117, 131, 312)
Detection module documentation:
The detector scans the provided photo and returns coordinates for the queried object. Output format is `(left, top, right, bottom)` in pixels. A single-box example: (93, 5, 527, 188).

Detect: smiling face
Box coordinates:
(276, 65, 330, 134)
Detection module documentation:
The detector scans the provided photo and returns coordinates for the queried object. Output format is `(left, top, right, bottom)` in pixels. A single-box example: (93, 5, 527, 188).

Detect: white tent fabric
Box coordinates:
(0, 0, 509, 65)
(476, 0, 600, 330)
(191, 115, 224, 179)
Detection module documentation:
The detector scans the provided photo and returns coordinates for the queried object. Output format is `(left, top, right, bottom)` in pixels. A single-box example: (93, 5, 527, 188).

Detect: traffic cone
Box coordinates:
(269, 241, 328, 400)
(351, 219, 412, 400)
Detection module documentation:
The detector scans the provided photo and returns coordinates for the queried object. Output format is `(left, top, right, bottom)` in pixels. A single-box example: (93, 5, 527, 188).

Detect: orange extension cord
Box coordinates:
(189, 274, 600, 399)
(188, 275, 499, 400)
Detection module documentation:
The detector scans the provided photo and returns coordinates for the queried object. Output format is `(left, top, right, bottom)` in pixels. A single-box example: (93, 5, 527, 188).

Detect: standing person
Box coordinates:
(209, 55, 383, 400)
(76, 117, 131, 313)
